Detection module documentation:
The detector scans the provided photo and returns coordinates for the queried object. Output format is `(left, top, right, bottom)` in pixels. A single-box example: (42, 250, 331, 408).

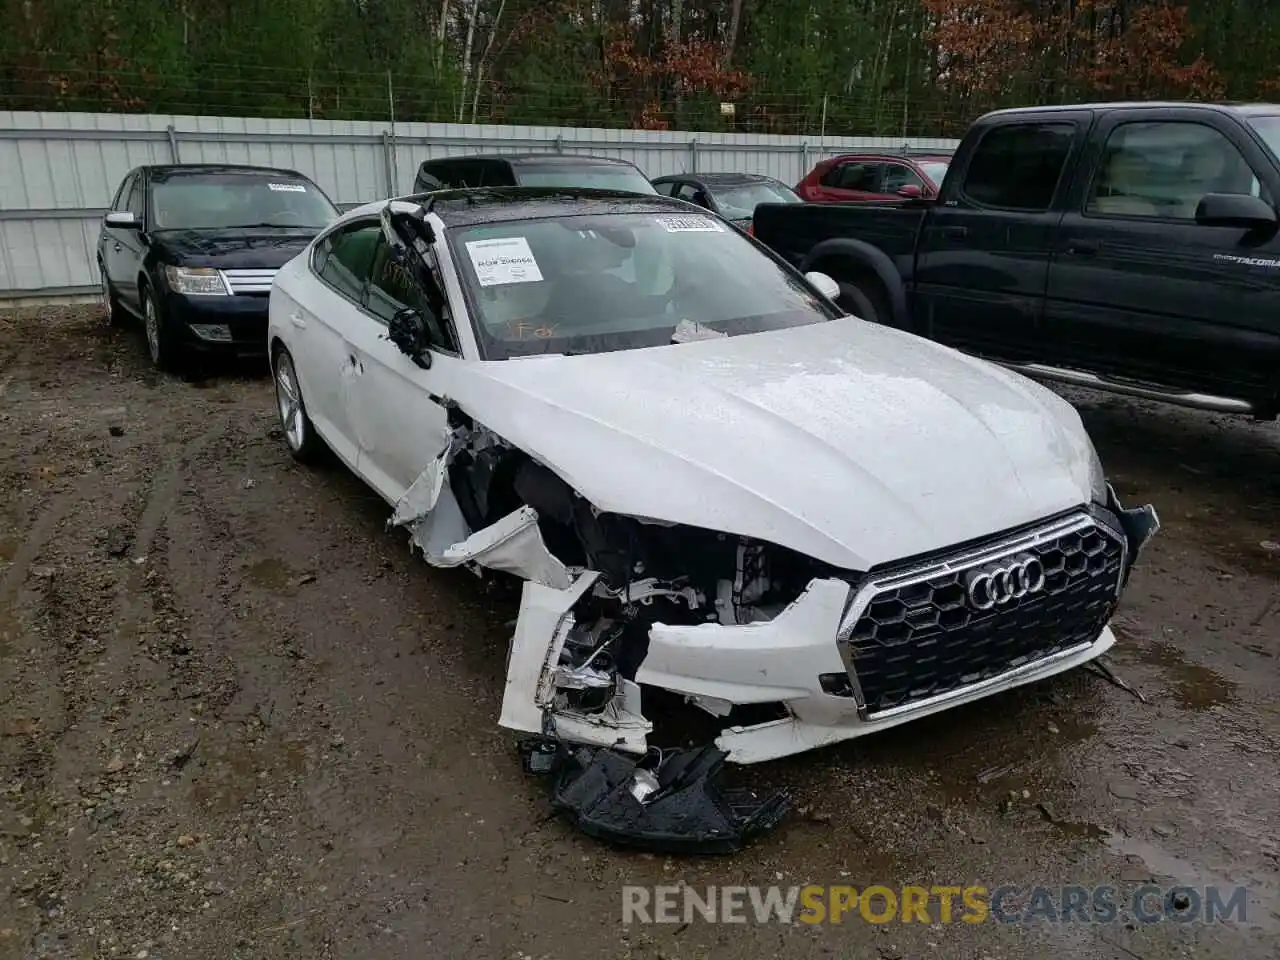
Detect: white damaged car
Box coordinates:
(267, 188, 1159, 773)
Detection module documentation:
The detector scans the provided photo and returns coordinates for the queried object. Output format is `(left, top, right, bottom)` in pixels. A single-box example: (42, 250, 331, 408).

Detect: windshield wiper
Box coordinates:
(222, 222, 317, 230)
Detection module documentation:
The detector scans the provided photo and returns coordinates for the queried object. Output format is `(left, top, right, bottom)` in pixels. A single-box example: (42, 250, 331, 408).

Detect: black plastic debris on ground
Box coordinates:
(520, 736, 790, 854)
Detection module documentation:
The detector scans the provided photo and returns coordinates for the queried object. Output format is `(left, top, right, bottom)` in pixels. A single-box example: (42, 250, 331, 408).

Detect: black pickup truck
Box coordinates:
(753, 102, 1280, 418)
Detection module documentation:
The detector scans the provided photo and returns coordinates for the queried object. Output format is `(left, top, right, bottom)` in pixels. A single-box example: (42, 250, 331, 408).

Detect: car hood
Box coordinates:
(150, 229, 317, 269)
(448, 319, 1099, 571)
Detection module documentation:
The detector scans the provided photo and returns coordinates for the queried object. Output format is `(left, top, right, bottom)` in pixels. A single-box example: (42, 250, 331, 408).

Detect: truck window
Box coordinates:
(962, 122, 1075, 211)
(1086, 121, 1264, 220)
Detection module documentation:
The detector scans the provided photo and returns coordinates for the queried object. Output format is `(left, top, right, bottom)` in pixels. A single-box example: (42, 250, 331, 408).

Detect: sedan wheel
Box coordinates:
(274, 348, 322, 461)
(143, 293, 162, 364)
(99, 262, 125, 326)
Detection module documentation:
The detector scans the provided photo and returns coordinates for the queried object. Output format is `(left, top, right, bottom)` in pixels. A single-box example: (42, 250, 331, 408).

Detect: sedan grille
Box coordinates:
(839, 512, 1125, 718)
(220, 268, 278, 295)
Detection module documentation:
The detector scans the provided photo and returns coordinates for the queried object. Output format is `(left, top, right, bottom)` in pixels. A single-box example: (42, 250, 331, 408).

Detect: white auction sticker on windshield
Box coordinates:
(655, 214, 724, 233)
(268, 182, 307, 192)
(465, 236, 544, 286)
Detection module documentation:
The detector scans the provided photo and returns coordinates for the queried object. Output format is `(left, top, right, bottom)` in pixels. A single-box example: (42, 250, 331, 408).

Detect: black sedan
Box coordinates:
(650, 173, 801, 233)
(98, 163, 340, 370)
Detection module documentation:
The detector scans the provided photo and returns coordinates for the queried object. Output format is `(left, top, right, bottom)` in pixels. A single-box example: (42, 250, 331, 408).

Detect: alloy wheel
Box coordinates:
(144, 295, 161, 365)
(274, 353, 306, 453)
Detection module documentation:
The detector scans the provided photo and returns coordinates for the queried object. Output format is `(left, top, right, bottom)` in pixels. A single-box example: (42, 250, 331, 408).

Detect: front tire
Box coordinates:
(140, 285, 185, 372)
(273, 347, 323, 462)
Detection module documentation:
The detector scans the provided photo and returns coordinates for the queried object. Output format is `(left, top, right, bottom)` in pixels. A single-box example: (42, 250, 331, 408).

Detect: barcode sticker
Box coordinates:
(465, 236, 544, 286)
(655, 214, 724, 233)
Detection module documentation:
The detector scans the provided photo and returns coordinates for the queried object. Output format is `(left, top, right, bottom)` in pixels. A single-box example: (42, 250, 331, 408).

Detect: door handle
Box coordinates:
(1065, 240, 1099, 256)
(112, 242, 122, 252)
(289, 312, 306, 328)
(941, 225, 968, 239)
(347, 353, 364, 374)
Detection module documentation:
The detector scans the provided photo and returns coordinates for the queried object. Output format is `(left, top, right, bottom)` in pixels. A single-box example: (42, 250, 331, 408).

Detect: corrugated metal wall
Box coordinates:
(0, 110, 959, 301)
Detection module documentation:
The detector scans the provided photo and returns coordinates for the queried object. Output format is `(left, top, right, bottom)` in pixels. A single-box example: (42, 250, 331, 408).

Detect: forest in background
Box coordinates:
(1, 1, 1278, 136)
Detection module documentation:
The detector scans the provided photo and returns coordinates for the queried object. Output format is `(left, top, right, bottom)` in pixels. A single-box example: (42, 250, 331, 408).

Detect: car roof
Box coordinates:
(388, 187, 701, 228)
(824, 152, 953, 164)
(652, 172, 785, 185)
(420, 154, 642, 169)
(143, 163, 311, 182)
(979, 101, 1280, 120)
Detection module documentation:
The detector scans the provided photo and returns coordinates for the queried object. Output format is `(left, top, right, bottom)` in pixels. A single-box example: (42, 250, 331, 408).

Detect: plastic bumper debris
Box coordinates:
(520, 737, 790, 854)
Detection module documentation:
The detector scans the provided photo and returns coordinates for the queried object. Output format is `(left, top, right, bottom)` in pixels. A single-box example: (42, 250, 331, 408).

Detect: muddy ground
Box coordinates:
(0, 307, 1277, 960)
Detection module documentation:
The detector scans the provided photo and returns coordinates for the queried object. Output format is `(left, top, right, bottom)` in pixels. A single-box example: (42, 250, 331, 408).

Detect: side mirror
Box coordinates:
(105, 211, 140, 229)
(388, 308, 432, 369)
(896, 184, 923, 199)
(1195, 192, 1277, 229)
(805, 271, 841, 301)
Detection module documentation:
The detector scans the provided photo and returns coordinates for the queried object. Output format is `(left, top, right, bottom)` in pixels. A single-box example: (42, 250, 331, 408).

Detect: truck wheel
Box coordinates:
(836, 280, 884, 324)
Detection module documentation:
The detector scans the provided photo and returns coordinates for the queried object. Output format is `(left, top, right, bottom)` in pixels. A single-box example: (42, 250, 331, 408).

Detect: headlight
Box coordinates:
(164, 266, 229, 296)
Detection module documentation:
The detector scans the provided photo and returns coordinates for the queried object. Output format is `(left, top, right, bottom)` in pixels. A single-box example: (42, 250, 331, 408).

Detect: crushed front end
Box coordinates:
(388, 410, 1158, 848)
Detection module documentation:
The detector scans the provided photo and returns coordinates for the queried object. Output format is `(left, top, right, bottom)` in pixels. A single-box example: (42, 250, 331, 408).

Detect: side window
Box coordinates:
(1086, 121, 1264, 220)
(828, 162, 882, 192)
(818, 162, 847, 188)
(366, 239, 459, 352)
(111, 173, 135, 211)
(676, 183, 710, 207)
(315, 222, 381, 302)
(124, 176, 145, 217)
(882, 164, 924, 192)
(962, 122, 1075, 211)
(655, 181, 681, 197)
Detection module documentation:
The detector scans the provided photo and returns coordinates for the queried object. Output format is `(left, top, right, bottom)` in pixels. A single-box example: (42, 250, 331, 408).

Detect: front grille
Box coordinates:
(840, 513, 1125, 718)
(220, 268, 278, 295)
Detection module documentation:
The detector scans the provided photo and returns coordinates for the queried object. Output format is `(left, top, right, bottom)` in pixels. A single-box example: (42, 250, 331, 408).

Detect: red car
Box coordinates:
(795, 152, 952, 203)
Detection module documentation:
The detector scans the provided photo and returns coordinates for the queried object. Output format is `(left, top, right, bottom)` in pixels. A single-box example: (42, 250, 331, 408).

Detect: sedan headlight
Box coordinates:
(164, 266, 229, 296)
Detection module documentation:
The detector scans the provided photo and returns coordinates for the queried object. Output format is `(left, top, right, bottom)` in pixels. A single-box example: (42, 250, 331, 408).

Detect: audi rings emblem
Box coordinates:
(964, 555, 1046, 610)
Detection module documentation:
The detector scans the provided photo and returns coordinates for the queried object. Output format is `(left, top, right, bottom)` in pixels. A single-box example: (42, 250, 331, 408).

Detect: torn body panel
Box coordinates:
(499, 571, 651, 753)
(389, 431, 571, 588)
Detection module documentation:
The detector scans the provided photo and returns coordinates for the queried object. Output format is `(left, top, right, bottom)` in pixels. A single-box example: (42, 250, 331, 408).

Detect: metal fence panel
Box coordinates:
(0, 110, 959, 300)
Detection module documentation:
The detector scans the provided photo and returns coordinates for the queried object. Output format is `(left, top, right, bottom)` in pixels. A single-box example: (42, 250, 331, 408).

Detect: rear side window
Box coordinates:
(823, 162, 882, 192)
(962, 123, 1076, 211)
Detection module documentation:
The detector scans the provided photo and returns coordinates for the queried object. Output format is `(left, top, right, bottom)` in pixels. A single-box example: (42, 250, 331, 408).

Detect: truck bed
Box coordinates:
(752, 201, 927, 276)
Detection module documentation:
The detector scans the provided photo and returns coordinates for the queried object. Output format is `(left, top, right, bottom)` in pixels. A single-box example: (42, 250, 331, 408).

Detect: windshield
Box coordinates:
(514, 165, 658, 194)
(919, 161, 950, 185)
(149, 174, 340, 230)
(713, 181, 801, 220)
(1247, 115, 1280, 162)
(449, 211, 837, 359)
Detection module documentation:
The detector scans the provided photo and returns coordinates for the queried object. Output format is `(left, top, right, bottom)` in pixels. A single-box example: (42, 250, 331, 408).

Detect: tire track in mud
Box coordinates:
(106, 419, 230, 672)
(0, 489, 81, 612)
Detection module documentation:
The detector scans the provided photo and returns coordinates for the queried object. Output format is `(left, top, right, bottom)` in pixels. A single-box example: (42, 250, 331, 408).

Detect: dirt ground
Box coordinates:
(0, 307, 1277, 960)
